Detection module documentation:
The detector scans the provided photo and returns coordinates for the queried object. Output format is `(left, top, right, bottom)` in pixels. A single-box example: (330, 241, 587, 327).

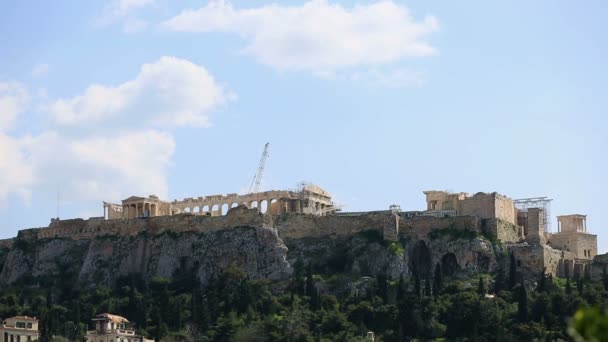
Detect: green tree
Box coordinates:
(566, 277, 573, 296)
(424, 278, 432, 297)
(376, 274, 389, 304)
(414, 274, 421, 298)
(537, 271, 546, 293)
(508, 252, 517, 290)
(433, 263, 443, 296)
(478, 277, 486, 296)
(568, 307, 608, 341)
(396, 276, 406, 303)
(517, 282, 528, 323)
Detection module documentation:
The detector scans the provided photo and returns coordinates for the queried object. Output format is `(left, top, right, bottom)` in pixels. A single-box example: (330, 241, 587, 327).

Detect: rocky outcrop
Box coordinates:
(0, 208, 501, 289)
(0, 226, 291, 287)
(284, 231, 498, 281)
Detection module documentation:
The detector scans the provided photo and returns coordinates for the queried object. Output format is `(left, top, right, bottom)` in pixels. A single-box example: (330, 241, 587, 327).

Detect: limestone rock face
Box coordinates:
(0, 222, 500, 289)
(425, 236, 498, 276)
(284, 232, 409, 280)
(0, 226, 291, 287)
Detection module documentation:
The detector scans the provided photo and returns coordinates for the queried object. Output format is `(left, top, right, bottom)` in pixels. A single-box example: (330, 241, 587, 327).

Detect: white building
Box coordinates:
(85, 314, 153, 342)
(0, 316, 39, 342)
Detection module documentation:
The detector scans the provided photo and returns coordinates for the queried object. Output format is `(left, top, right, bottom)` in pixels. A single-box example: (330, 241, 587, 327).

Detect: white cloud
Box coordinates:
(22, 130, 175, 202)
(111, 0, 155, 18)
(31, 63, 50, 77)
(123, 18, 149, 33)
(101, 0, 154, 20)
(0, 134, 33, 207)
(0, 57, 233, 209)
(50, 56, 232, 128)
(0, 82, 28, 132)
(163, 0, 438, 72)
(98, 0, 154, 32)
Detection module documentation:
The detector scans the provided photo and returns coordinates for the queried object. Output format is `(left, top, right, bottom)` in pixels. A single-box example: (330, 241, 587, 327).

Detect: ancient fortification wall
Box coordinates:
(508, 244, 576, 278)
(274, 212, 387, 239)
(459, 193, 517, 225)
(397, 215, 481, 241)
(22, 206, 272, 241)
(549, 232, 597, 260)
(6, 206, 591, 281)
(482, 219, 522, 242)
(13, 207, 484, 244)
(274, 212, 481, 241)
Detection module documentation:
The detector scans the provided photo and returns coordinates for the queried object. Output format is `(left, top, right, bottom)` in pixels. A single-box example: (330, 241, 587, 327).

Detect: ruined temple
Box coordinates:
(0, 187, 600, 285)
(103, 183, 336, 219)
(420, 190, 597, 277)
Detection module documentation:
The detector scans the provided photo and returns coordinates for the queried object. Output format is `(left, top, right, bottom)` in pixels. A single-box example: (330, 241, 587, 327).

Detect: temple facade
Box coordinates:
(103, 184, 336, 220)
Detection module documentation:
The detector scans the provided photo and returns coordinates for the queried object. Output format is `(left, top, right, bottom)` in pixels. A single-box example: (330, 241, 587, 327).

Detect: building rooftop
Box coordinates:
(4, 316, 38, 322)
(92, 313, 129, 324)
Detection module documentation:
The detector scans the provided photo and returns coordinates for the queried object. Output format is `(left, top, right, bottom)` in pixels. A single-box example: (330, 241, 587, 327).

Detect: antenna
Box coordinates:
(56, 184, 61, 219)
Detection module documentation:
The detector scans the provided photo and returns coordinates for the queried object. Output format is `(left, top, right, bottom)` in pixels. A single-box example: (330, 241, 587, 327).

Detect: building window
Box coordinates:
(26, 323, 32, 329)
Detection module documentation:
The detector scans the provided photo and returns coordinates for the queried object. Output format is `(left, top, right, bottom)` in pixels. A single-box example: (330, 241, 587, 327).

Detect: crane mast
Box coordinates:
(249, 143, 269, 194)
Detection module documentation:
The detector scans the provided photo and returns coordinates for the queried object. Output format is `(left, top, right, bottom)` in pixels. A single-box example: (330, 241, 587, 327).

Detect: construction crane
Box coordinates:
(249, 143, 269, 194)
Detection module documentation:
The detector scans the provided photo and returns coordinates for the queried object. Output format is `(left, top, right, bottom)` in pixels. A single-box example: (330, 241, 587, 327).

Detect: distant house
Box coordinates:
(85, 313, 153, 342)
(0, 316, 39, 342)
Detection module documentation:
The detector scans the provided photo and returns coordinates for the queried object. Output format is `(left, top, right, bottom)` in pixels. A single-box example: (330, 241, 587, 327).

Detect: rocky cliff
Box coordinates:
(0, 226, 291, 287)
(0, 209, 503, 288)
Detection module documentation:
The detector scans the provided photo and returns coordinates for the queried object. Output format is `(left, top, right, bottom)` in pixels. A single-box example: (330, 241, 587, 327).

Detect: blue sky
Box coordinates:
(1, 1, 607, 250)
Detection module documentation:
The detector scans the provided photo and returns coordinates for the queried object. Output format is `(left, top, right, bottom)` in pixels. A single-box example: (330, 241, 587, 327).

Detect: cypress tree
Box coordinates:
(433, 263, 443, 296)
(565, 277, 572, 296)
(537, 271, 546, 293)
(39, 307, 50, 342)
(424, 277, 432, 297)
(414, 273, 421, 298)
(603, 265, 608, 291)
(377, 274, 389, 304)
(152, 307, 167, 342)
(494, 261, 506, 293)
(478, 277, 486, 296)
(305, 263, 315, 298)
(517, 282, 528, 322)
(508, 252, 517, 290)
(577, 277, 584, 295)
(396, 276, 406, 302)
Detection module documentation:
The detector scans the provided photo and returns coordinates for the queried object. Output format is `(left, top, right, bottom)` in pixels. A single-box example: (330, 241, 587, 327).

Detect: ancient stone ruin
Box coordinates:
(0, 187, 600, 283)
(103, 183, 336, 219)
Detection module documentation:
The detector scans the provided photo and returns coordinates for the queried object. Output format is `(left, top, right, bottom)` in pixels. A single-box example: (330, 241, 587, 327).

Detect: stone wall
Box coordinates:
(28, 206, 272, 241)
(459, 192, 517, 225)
(494, 195, 517, 224)
(14, 208, 483, 246)
(525, 208, 546, 245)
(274, 212, 387, 240)
(6, 207, 584, 281)
(482, 219, 522, 242)
(398, 215, 482, 241)
(509, 244, 576, 277)
(549, 232, 598, 260)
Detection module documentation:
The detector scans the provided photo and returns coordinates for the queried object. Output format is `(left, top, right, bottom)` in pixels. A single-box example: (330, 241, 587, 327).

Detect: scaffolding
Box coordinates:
(514, 197, 553, 233)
